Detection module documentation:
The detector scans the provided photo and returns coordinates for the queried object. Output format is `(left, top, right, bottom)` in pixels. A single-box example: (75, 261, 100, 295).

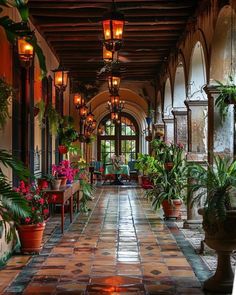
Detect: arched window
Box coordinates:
(97, 112, 139, 164)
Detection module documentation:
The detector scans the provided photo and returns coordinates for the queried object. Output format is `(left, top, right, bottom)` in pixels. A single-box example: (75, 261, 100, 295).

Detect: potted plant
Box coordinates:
(146, 153, 187, 219)
(188, 155, 236, 293)
(135, 154, 152, 186)
(14, 181, 49, 254)
(52, 160, 77, 187)
(215, 75, 236, 121)
(58, 117, 78, 154)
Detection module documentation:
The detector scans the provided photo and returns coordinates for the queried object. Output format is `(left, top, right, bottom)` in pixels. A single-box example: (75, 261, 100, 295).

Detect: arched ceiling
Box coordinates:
(28, 0, 200, 83)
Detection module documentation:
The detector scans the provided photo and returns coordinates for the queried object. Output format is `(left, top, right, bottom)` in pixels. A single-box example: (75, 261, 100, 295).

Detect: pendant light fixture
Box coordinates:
(108, 72, 121, 94)
(102, 0, 125, 52)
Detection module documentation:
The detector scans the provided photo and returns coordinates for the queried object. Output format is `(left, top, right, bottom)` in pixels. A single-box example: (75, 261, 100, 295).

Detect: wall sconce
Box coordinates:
(102, 1, 125, 52)
(108, 72, 121, 94)
(53, 66, 68, 93)
(17, 36, 34, 67)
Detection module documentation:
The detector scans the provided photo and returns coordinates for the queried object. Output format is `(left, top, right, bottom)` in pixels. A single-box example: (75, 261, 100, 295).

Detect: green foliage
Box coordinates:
(188, 155, 236, 224)
(79, 180, 95, 213)
(215, 76, 236, 122)
(0, 78, 13, 130)
(35, 99, 45, 127)
(135, 154, 151, 175)
(46, 104, 62, 135)
(151, 139, 184, 163)
(146, 156, 187, 211)
(0, 149, 30, 242)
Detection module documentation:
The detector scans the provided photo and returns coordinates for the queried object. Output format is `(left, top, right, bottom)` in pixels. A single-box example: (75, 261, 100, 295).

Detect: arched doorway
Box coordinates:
(97, 112, 139, 164)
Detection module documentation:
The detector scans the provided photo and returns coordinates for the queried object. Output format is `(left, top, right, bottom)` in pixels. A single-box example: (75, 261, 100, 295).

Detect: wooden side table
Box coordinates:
(45, 181, 80, 233)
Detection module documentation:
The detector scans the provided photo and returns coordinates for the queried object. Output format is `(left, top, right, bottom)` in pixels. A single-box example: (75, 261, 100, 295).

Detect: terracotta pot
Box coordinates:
(17, 223, 45, 254)
(164, 162, 174, 171)
(199, 208, 236, 293)
(162, 199, 182, 219)
(51, 179, 61, 190)
(58, 176, 67, 187)
(37, 178, 49, 189)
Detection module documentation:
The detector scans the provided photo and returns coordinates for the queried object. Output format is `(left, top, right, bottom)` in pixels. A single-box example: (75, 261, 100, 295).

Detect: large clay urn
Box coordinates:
(199, 208, 236, 293)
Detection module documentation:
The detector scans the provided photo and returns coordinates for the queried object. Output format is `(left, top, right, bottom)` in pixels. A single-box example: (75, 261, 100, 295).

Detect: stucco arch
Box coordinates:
(188, 41, 207, 100)
(173, 55, 187, 108)
(210, 5, 236, 83)
(163, 78, 173, 117)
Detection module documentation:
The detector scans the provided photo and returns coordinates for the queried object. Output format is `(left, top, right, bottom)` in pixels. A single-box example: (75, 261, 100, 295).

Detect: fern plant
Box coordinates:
(0, 149, 30, 242)
(188, 155, 236, 226)
(215, 75, 236, 122)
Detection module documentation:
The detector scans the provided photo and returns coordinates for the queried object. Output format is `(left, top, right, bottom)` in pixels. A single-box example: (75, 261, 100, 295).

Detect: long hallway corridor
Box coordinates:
(3, 187, 209, 294)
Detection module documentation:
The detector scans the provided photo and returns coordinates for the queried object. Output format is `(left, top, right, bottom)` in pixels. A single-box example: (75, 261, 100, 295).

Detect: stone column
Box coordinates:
(204, 85, 234, 163)
(172, 109, 188, 150)
(163, 118, 174, 143)
(183, 100, 208, 228)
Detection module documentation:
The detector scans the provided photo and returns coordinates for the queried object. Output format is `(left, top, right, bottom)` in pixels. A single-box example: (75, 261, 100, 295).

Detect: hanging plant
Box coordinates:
(46, 104, 62, 135)
(215, 75, 236, 122)
(34, 100, 62, 135)
(34, 99, 45, 127)
(0, 77, 13, 130)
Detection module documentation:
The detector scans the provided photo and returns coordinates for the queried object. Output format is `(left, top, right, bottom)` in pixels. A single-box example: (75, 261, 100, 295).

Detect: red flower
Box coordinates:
(38, 198, 44, 205)
(25, 217, 31, 223)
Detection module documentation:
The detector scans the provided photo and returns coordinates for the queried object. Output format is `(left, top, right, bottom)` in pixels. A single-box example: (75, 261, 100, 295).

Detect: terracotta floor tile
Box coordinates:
(1, 187, 209, 295)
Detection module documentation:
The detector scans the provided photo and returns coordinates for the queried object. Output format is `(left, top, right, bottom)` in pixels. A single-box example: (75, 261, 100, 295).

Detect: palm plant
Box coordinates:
(188, 155, 236, 225)
(0, 149, 30, 242)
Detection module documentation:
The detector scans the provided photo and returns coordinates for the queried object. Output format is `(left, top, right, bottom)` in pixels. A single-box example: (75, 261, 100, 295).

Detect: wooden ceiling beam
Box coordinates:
(30, 8, 191, 17)
(32, 16, 190, 24)
(38, 24, 184, 32)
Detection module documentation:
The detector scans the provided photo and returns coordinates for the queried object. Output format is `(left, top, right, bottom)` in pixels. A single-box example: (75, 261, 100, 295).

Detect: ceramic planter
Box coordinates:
(162, 199, 182, 219)
(17, 223, 45, 254)
(199, 208, 236, 293)
(51, 179, 61, 190)
(58, 176, 67, 187)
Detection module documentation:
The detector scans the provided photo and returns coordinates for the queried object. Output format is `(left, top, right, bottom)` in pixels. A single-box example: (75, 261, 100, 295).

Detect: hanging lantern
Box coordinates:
(86, 111, 95, 125)
(73, 93, 84, 109)
(53, 66, 68, 93)
(17, 36, 34, 66)
(91, 119, 97, 130)
(102, 2, 125, 52)
(108, 73, 121, 94)
(79, 104, 88, 120)
(103, 45, 118, 63)
(111, 112, 119, 122)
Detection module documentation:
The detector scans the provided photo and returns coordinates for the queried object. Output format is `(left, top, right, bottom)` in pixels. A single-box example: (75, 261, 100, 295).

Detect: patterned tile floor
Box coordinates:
(1, 187, 214, 294)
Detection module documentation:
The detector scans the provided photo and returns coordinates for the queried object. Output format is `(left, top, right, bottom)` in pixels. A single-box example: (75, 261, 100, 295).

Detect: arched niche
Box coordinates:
(210, 5, 236, 82)
(163, 78, 172, 117)
(173, 59, 187, 108)
(188, 41, 207, 100)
